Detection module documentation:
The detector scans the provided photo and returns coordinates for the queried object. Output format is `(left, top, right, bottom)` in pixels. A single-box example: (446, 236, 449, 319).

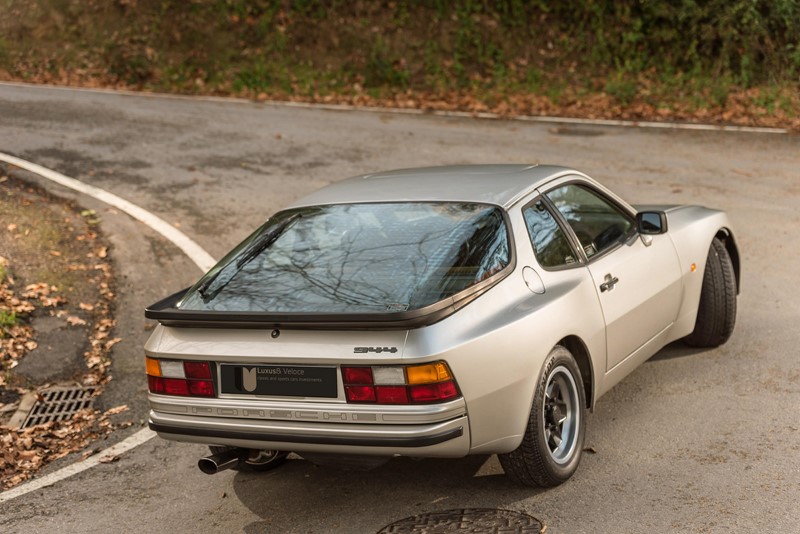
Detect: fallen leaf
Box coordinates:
(583, 446, 597, 454)
(103, 405, 128, 416)
(79, 302, 94, 311)
(97, 247, 107, 259)
(66, 316, 87, 326)
(17, 450, 38, 461)
(6, 223, 17, 232)
(49, 250, 62, 257)
(98, 455, 119, 464)
(40, 296, 67, 307)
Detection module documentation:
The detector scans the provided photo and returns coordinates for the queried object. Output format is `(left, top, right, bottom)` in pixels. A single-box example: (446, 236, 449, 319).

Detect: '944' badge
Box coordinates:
(354, 347, 398, 354)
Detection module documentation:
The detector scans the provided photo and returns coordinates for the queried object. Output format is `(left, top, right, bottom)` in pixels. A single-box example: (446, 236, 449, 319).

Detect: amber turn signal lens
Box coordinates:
(406, 362, 453, 384)
(145, 356, 161, 377)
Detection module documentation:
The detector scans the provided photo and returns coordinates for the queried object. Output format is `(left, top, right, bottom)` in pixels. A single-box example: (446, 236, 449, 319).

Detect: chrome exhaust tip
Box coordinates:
(198, 449, 243, 475)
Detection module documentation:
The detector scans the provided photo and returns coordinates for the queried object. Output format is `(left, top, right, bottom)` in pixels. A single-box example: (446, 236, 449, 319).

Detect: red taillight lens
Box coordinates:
(342, 367, 373, 385)
(148, 375, 165, 394)
(409, 380, 458, 403)
(147, 358, 216, 397)
(188, 379, 215, 397)
(345, 385, 376, 402)
(163, 378, 189, 396)
(375, 386, 409, 404)
(184, 361, 212, 379)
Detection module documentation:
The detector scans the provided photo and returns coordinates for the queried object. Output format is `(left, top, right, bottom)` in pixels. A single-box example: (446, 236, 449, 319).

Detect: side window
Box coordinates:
(546, 184, 634, 259)
(522, 199, 578, 269)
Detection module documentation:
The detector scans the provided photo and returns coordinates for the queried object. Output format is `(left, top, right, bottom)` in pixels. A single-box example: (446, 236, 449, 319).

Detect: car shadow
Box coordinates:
(648, 340, 711, 361)
(232, 454, 544, 533)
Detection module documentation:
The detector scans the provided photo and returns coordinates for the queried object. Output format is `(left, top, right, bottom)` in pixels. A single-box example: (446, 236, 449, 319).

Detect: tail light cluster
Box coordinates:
(341, 361, 459, 405)
(146, 357, 215, 397)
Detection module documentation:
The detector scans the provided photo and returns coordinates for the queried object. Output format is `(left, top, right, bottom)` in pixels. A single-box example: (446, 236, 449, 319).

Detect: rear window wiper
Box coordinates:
(236, 213, 301, 269)
(196, 213, 301, 302)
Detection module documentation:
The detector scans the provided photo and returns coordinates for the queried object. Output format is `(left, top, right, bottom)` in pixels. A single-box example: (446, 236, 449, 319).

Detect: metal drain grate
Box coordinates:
(21, 386, 97, 428)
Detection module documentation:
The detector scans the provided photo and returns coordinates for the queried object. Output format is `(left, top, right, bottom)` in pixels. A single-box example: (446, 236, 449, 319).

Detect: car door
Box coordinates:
(543, 182, 682, 371)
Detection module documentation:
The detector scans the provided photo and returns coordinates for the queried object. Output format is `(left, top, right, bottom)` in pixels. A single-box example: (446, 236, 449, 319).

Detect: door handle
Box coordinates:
(599, 275, 619, 292)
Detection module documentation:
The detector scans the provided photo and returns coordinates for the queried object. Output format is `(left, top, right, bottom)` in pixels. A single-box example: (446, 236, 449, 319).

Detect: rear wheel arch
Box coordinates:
(557, 336, 594, 411)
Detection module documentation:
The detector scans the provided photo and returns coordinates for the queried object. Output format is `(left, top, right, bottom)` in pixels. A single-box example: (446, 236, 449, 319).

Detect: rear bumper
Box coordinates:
(148, 394, 471, 457)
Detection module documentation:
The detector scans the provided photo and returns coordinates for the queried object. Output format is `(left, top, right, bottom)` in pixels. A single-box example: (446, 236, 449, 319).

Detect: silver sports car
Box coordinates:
(144, 165, 739, 487)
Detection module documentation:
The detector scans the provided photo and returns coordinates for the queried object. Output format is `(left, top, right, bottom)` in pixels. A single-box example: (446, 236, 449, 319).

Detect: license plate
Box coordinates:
(220, 364, 337, 398)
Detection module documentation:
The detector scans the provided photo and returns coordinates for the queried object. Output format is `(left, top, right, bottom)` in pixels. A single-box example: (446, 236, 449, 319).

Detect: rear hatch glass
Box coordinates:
(178, 202, 510, 314)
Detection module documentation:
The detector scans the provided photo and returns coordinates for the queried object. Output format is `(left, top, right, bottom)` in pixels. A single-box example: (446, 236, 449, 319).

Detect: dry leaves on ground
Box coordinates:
(0, 405, 132, 490)
(0, 258, 45, 376)
(0, 187, 122, 489)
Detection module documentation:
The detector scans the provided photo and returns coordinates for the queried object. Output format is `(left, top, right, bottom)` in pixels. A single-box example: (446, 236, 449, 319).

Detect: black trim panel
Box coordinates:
(149, 421, 464, 448)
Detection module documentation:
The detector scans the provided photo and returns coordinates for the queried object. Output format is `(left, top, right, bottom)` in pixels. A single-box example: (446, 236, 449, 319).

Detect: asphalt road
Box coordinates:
(1, 83, 799, 533)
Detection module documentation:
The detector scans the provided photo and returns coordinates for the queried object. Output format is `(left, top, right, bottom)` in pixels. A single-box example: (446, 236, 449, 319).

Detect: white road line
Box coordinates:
(0, 153, 217, 272)
(0, 153, 216, 502)
(0, 80, 790, 134)
(0, 428, 156, 503)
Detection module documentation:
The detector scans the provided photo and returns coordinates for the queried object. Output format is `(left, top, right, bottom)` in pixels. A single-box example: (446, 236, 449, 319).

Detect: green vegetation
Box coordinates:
(0, 0, 797, 126)
(0, 310, 16, 331)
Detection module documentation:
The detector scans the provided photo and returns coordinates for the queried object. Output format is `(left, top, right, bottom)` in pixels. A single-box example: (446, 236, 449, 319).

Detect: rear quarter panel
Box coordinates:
(406, 204, 606, 455)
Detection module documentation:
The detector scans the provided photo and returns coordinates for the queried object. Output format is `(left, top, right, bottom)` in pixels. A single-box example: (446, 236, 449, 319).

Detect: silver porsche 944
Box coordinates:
(144, 165, 739, 487)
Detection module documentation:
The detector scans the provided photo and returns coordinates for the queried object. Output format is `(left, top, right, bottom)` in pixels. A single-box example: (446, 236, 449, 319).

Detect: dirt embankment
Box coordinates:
(0, 1, 797, 130)
(0, 170, 130, 490)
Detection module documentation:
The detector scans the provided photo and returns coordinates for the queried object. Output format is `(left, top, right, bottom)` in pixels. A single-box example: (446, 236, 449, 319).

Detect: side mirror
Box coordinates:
(636, 211, 668, 235)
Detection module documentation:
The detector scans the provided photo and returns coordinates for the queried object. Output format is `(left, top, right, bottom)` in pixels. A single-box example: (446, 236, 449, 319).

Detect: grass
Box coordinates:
(0, 259, 17, 337)
(0, 310, 16, 331)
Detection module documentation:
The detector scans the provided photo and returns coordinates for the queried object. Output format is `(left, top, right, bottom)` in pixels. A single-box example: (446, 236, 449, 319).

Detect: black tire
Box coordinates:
(499, 345, 586, 487)
(684, 237, 737, 348)
(209, 446, 289, 472)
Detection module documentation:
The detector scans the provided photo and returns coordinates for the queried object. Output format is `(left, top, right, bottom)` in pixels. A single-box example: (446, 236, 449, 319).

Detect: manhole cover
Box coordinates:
(20, 386, 97, 428)
(377, 508, 544, 534)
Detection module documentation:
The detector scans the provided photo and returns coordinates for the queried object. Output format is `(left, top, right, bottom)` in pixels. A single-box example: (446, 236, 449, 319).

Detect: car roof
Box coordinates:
(288, 164, 584, 209)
